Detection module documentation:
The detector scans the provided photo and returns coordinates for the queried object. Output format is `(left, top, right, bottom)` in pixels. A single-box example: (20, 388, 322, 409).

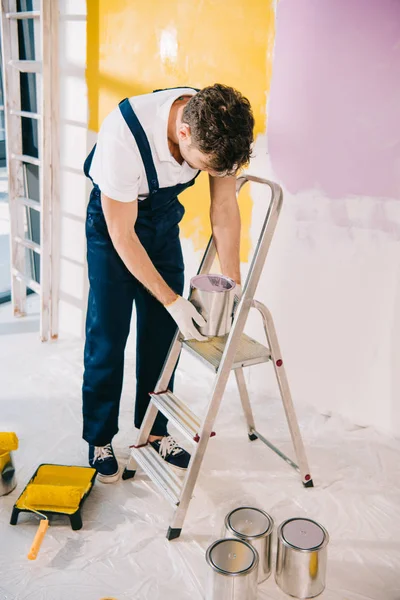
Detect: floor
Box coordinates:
(0, 296, 399, 600)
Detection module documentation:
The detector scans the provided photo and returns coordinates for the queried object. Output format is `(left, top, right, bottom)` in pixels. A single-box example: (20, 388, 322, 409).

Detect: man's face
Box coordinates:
(177, 123, 226, 177)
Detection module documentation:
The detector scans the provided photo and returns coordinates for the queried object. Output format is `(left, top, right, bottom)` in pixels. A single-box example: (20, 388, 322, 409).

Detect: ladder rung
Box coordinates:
(150, 391, 202, 443)
(14, 236, 41, 255)
(12, 268, 40, 294)
(16, 196, 41, 211)
(184, 333, 271, 372)
(9, 60, 42, 73)
(131, 445, 182, 505)
(6, 11, 40, 19)
(10, 109, 41, 120)
(11, 153, 41, 167)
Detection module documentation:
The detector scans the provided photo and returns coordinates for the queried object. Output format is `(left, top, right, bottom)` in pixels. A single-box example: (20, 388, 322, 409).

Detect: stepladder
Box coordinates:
(123, 175, 314, 540)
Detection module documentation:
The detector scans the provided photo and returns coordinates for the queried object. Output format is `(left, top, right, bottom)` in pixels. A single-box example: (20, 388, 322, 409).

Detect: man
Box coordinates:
(82, 83, 254, 482)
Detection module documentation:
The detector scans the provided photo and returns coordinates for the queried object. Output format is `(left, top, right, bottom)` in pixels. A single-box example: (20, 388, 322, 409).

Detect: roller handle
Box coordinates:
(27, 519, 49, 560)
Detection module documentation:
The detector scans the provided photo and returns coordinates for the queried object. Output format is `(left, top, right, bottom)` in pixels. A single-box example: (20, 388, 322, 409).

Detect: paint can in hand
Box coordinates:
(190, 274, 236, 337)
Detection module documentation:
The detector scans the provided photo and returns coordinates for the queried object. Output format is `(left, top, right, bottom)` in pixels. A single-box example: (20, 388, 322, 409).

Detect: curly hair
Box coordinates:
(182, 83, 254, 175)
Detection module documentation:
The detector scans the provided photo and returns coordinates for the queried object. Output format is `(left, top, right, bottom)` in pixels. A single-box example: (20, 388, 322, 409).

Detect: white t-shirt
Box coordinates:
(89, 88, 199, 202)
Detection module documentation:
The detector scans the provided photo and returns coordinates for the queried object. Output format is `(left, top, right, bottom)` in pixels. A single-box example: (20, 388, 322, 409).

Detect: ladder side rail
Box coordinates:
(237, 177, 283, 300)
(197, 176, 282, 286)
(209, 178, 282, 380)
(194, 175, 279, 278)
(170, 179, 284, 526)
(234, 367, 256, 434)
(0, 0, 27, 316)
(196, 234, 217, 276)
(39, 0, 51, 340)
(252, 299, 313, 485)
(48, 0, 60, 339)
(171, 304, 252, 531)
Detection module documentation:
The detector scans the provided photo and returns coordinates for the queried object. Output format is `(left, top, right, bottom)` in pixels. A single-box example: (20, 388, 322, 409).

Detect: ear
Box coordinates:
(178, 122, 191, 143)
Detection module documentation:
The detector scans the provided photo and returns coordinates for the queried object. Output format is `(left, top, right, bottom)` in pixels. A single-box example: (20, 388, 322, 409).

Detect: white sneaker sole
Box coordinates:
(95, 468, 121, 484)
(168, 463, 188, 476)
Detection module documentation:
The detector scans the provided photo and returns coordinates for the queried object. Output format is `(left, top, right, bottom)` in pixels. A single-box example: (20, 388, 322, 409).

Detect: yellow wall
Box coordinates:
(86, 0, 276, 260)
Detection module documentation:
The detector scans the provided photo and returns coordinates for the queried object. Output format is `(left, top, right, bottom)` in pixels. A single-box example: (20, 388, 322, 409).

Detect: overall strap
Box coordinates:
(118, 98, 159, 195)
(83, 144, 96, 181)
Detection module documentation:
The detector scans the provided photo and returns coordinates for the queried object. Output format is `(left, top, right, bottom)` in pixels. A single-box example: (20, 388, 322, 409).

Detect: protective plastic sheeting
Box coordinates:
(0, 297, 399, 599)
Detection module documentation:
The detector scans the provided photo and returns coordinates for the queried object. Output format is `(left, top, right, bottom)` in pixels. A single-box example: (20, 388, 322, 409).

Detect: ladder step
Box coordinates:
(16, 196, 41, 211)
(184, 333, 271, 372)
(10, 109, 41, 120)
(150, 391, 202, 443)
(14, 236, 40, 255)
(12, 268, 40, 294)
(11, 153, 41, 167)
(6, 11, 40, 19)
(9, 60, 42, 74)
(131, 445, 182, 506)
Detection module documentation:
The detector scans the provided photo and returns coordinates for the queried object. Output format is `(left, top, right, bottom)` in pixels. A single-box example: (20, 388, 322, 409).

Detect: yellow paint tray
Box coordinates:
(10, 464, 96, 530)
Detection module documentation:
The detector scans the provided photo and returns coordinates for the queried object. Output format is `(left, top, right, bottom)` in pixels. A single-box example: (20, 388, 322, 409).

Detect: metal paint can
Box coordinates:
(0, 450, 17, 496)
(206, 538, 259, 600)
(190, 274, 236, 337)
(223, 506, 274, 583)
(276, 518, 329, 599)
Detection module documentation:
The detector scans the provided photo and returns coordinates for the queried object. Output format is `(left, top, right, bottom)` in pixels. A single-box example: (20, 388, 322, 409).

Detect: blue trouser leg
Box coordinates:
(82, 279, 134, 446)
(82, 205, 135, 446)
(82, 197, 184, 446)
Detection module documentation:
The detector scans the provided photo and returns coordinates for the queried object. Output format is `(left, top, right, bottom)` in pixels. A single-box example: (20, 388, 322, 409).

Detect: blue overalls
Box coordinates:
(82, 97, 199, 446)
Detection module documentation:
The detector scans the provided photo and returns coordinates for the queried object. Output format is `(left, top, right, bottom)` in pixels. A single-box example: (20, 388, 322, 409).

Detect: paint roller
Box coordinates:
(23, 484, 82, 560)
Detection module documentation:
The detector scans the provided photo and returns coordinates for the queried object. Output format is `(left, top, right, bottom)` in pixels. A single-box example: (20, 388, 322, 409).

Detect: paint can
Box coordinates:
(205, 538, 259, 600)
(276, 518, 329, 599)
(223, 506, 274, 583)
(0, 450, 17, 496)
(190, 274, 236, 337)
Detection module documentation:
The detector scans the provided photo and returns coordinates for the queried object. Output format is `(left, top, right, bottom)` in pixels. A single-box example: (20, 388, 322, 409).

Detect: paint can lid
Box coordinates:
(281, 518, 327, 550)
(206, 538, 258, 576)
(190, 274, 236, 293)
(226, 506, 273, 539)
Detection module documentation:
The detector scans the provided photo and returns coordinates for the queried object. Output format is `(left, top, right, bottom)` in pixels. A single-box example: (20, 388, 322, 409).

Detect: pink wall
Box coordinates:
(268, 0, 400, 199)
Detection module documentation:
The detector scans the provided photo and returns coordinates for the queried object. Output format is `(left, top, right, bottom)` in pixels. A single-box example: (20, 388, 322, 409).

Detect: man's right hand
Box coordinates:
(165, 296, 208, 342)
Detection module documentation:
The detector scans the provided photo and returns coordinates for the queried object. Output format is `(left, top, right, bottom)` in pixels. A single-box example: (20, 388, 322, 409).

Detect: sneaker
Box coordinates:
(89, 443, 120, 483)
(149, 435, 191, 471)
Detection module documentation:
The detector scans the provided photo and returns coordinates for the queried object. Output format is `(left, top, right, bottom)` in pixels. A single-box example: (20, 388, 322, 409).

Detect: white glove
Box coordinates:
(165, 296, 208, 342)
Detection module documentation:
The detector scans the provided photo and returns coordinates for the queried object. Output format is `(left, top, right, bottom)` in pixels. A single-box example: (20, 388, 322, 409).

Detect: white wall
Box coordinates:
(242, 152, 400, 438)
(256, 0, 400, 438)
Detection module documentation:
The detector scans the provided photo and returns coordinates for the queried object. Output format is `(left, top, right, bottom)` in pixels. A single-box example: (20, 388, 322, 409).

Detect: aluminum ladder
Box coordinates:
(0, 0, 59, 340)
(123, 175, 313, 540)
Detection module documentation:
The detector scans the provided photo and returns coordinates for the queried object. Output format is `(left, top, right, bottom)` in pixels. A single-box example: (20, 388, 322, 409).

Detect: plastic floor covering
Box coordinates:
(0, 297, 399, 600)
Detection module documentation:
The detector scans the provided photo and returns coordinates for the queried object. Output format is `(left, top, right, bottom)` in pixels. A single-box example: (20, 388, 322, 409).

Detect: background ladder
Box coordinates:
(124, 176, 313, 540)
(0, 0, 59, 341)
